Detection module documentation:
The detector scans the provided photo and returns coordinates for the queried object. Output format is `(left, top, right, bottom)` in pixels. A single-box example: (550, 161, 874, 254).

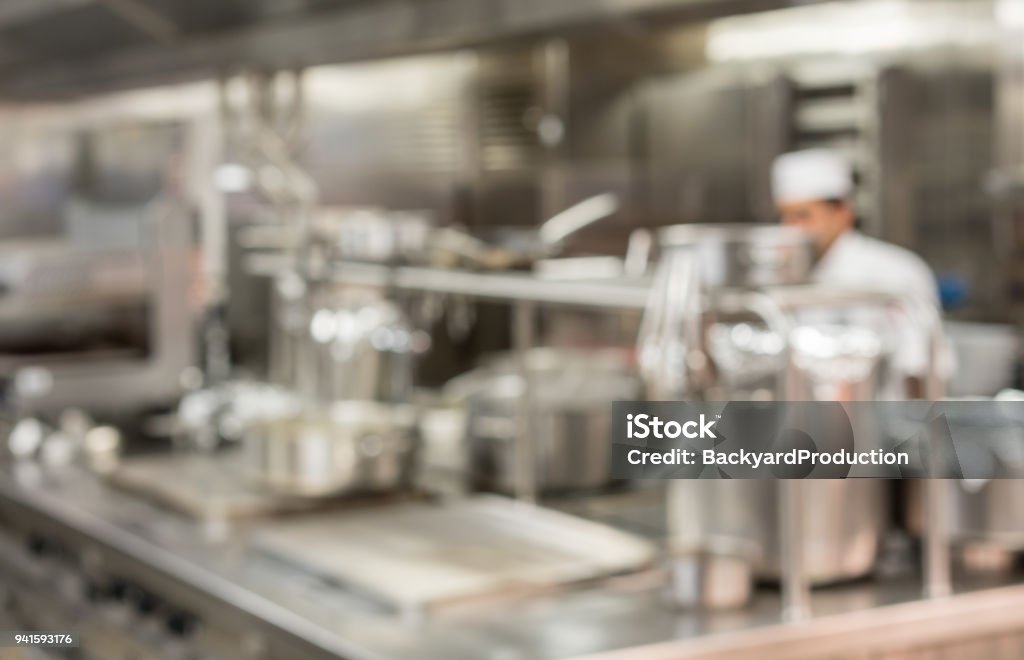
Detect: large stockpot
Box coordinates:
(243, 401, 417, 497)
(270, 280, 426, 404)
(656, 224, 816, 289)
(305, 286, 427, 403)
(638, 224, 816, 399)
(669, 479, 889, 584)
(445, 349, 639, 493)
(646, 224, 891, 584)
(665, 327, 893, 584)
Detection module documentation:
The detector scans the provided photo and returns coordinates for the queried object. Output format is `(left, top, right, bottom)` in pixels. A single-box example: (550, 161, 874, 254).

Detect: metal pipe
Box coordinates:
(742, 291, 813, 623)
(513, 301, 538, 505)
(780, 480, 810, 622)
(925, 477, 952, 599)
(539, 38, 571, 221)
(923, 299, 952, 599)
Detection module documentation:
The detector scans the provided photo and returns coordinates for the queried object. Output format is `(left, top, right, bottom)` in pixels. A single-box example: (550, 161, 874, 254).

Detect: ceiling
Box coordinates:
(0, 0, 360, 70)
(0, 0, 807, 99)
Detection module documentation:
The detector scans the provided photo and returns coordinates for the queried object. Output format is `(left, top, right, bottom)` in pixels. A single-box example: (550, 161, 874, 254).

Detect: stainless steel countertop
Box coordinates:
(1, 460, 1022, 659)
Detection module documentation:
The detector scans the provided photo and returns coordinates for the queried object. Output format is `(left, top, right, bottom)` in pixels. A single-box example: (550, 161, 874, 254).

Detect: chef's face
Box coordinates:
(777, 199, 855, 256)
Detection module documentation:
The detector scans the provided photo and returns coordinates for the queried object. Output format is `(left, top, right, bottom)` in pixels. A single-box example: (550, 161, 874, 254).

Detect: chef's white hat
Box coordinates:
(771, 148, 854, 203)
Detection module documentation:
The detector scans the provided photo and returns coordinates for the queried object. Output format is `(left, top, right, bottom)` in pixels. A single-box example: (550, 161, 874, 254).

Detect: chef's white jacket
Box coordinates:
(808, 230, 952, 388)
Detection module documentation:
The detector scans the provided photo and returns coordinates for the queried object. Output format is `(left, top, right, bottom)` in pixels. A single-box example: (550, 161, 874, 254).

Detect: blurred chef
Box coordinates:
(772, 148, 949, 397)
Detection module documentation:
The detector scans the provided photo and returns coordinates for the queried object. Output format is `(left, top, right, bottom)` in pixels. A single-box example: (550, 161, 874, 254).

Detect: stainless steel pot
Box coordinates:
(305, 286, 426, 403)
(657, 224, 815, 289)
(669, 479, 889, 584)
(314, 207, 434, 264)
(445, 349, 638, 493)
(789, 324, 890, 401)
(642, 224, 897, 584)
(908, 480, 1024, 551)
(638, 224, 816, 400)
(175, 380, 303, 451)
(655, 308, 892, 584)
(244, 402, 417, 497)
(269, 280, 426, 404)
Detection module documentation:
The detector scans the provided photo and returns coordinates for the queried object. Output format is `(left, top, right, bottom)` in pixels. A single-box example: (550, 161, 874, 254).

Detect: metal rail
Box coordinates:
(247, 255, 922, 313)
(258, 257, 652, 310)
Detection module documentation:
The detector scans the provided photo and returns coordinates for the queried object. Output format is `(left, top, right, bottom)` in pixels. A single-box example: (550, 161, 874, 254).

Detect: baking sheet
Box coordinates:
(250, 495, 656, 615)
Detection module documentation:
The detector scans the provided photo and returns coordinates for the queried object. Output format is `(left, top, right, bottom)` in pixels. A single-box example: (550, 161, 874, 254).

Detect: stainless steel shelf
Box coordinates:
(247, 254, 652, 310)
(247, 253, 910, 314)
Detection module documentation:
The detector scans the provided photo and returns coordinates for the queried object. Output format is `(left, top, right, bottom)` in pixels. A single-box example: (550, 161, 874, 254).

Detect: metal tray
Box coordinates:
(249, 495, 656, 617)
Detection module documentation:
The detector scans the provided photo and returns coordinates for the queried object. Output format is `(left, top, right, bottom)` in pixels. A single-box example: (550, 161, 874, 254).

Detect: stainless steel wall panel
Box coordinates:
(301, 56, 474, 223)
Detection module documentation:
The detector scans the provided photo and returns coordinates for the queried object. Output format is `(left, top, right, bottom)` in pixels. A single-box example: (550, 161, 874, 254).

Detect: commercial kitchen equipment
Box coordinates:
(250, 495, 656, 619)
(639, 223, 948, 615)
(651, 224, 816, 289)
(7, 455, 1024, 660)
(0, 84, 224, 416)
(443, 348, 639, 493)
(243, 401, 418, 498)
(903, 392, 1024, 561)
(431, 192, 620, 269)
(943, 322, 1021, 397)
(226, 65, 627, 495)
(1, 1, 1022, 658)
(0, 247, 1006, 659)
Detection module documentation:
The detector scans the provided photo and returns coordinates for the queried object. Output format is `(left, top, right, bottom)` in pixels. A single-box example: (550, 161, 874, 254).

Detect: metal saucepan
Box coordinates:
(444, 348, 638, 493)
(656, 223, 815, 289)
(432, 193, 620, 270)
(175, 380, 303, 451)
(243, 401, 417, 498)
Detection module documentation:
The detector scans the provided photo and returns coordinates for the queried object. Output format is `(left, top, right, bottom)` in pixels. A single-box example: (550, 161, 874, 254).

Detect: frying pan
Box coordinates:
(432, 193, 620, 270)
